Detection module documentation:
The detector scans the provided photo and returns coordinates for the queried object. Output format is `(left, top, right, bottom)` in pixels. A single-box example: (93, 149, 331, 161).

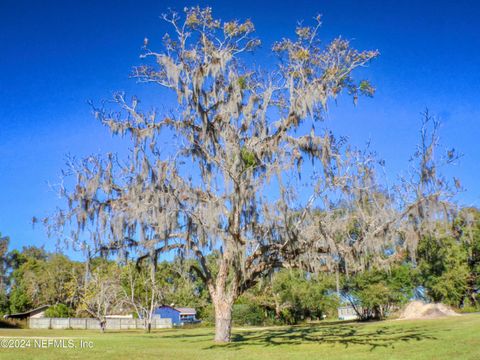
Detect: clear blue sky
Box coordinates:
(1, 0, 479, 255)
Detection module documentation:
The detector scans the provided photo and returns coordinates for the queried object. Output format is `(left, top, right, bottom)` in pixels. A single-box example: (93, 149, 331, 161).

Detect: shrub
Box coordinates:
(232, 304, 265, 326)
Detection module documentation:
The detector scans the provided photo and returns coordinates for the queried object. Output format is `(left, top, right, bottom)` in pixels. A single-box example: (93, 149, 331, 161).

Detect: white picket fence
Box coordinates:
(29, 317, 172, 330)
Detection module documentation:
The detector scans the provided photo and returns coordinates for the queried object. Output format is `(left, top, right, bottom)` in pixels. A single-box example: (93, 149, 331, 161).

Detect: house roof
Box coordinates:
(3, 305, 50, 319)
(175, 307, 196, 315)
(158, 305, 196, 315)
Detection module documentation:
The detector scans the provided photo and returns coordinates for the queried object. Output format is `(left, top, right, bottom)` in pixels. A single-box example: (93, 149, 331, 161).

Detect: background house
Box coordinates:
(3, 305, 50, 320)
(176, 307, 198, 323)
(154, 305, 198, 325)
(337, 305, 359, 320)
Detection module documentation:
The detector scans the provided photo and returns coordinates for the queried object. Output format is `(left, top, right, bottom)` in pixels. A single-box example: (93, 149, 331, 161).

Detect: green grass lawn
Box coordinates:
(1, 315, 479, 360)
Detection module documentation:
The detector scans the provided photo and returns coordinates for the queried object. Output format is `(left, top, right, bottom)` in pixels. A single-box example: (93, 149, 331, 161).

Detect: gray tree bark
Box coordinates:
(213, 296, 234, 343)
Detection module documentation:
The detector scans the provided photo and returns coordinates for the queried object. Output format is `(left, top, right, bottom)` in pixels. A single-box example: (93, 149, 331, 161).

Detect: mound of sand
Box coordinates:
(398, 301, 459, 320)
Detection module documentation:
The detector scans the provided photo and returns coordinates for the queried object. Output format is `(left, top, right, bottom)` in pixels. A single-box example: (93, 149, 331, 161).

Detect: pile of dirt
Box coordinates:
(398, 301, 459, 320)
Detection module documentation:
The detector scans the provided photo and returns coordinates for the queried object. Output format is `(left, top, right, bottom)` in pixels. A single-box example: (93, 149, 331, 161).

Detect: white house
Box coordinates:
(337, 305, 359, 320)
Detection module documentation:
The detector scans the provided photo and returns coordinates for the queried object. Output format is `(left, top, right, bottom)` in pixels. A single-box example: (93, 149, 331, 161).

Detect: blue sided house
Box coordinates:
(154, 305, 199, 326)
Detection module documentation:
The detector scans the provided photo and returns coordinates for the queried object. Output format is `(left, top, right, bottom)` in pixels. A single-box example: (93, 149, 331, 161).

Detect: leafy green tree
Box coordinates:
(8, 284, 31, 313)
(6, 248, 82, 315)
(271, 269, 338, 324)
(232, 303, 265, 326)
(417, 208, 480, 308)
(0, 291, 8, 316)
(0, 235, 8, 281)
(456, 208, 480, 308)
(417, 235, 469, 307)
(343, 264, 416, 320)
(15, 255, 80, 308)
(233, 278, 277, 326)
(45, 303, 74, 318)
(7, 248, 44, 313)
(0, 234, 9, 314)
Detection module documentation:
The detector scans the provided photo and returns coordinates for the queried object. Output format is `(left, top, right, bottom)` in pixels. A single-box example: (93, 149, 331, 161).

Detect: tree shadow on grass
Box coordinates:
(205, 322, 438, 351)
(159, 328, 217, 343)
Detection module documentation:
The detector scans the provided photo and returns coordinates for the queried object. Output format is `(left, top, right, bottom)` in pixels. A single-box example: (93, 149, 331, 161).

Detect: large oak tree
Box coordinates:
(46, 8, 457, 342)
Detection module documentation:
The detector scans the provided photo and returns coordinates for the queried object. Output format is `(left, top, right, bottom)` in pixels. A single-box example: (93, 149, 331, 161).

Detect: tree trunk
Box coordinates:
(100, 319, 106, 333)
(335, 268, 340, 296)
(274, 296, 281, 320)
(213, 296, 234, 343)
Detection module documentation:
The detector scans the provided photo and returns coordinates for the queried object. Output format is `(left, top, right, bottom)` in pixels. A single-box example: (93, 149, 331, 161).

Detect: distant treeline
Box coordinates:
(1, 208, 479, 325)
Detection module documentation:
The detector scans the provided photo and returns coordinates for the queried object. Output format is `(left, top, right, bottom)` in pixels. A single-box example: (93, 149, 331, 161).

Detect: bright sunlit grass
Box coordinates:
(1, 315, 479, 360)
